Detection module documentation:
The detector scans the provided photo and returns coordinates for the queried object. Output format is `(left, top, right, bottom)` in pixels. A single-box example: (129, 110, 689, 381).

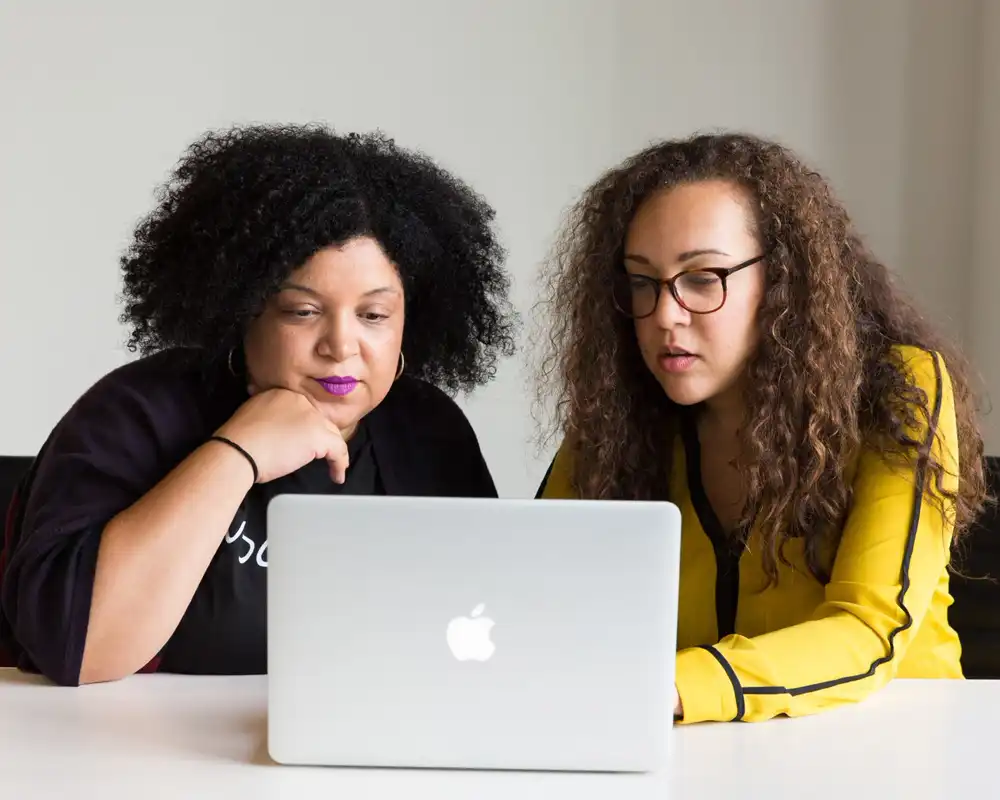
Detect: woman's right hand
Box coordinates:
(212, 388, 350, 484)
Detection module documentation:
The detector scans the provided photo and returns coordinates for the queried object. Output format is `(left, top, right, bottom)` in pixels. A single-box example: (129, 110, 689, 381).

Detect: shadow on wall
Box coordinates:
(822, 0, 980, 350)
(895, 0, 979, 350)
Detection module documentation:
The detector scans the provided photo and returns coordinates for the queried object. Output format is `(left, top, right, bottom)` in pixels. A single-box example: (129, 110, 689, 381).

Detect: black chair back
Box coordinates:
(0, 457, 32, 526)
(0, 456, 33, 668)
(950, 456, 1000, 678)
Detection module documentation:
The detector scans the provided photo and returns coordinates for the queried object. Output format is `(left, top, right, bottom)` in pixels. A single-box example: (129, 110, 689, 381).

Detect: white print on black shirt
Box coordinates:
(223, 519, 268, 567)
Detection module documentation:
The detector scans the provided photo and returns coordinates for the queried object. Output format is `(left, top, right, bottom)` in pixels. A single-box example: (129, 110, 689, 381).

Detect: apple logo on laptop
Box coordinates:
(446, 603, 495, 662)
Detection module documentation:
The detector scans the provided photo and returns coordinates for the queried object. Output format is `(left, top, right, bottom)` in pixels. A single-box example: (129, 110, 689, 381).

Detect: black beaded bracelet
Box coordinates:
(209, 436, 259, 483)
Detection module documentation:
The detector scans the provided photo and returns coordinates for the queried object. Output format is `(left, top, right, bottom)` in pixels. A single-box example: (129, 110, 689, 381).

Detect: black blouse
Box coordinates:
(0, 347, 497, 684)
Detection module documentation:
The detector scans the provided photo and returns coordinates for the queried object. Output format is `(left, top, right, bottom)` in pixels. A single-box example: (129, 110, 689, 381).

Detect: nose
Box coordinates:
(317, 311, 360, 362)
(650, 284, 690, 330)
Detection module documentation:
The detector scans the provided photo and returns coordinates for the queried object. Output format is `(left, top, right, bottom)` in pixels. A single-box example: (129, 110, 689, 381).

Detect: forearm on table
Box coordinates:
(80, 440, 254, 683)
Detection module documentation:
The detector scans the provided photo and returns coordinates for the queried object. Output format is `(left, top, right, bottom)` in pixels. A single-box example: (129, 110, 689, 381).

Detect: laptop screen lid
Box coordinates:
(266, 494, 680, 772)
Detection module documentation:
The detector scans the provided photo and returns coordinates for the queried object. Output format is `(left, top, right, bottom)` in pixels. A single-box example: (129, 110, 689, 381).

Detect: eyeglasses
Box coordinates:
(612, 252, 769, 318)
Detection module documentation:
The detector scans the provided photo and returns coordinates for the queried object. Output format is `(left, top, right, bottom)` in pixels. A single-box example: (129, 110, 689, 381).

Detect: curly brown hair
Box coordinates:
(535, 131, 987, 584)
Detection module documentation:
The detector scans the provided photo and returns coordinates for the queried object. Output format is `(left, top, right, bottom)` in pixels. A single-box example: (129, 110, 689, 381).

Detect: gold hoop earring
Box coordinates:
(395, 351, 405, 380)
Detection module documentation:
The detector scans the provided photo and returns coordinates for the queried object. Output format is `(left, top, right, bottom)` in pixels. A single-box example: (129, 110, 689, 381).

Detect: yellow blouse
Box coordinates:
(538, 346, 963, 723)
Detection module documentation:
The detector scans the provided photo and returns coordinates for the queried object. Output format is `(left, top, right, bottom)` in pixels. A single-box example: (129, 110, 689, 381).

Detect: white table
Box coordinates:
(1, 669, 995, 798)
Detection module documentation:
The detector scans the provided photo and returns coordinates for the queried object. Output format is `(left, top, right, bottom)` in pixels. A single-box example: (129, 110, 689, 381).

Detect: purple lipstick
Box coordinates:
(317, 376, 358, 396)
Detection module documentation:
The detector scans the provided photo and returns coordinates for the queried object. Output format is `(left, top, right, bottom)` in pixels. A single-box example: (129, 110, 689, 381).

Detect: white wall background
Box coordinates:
(1, 0, 996, 496)
(970, 0, 1000, 452)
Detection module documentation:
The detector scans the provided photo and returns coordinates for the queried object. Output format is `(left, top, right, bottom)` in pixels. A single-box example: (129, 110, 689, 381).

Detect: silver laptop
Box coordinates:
(266, 494, 681, 773)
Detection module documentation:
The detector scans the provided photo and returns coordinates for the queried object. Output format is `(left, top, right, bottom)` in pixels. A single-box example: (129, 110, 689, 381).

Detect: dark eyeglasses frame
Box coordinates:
(613, 251, 770, 318)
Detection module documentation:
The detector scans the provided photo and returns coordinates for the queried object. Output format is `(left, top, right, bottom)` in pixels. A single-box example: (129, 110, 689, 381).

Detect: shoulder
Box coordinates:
(867, 345, 958, 478)
(890, 345, 949, 397)
(377, 375, 475, 434)
(886, 345, 955, 435)
(371, 375, 498, 497)
(70, 347, 206, 403)
(84, 347, 199, 393)
(55, 348, 226, 438)
(535, 437, 579, 499)
(34, 348, 236, 482)
(13, 350, 233, 543)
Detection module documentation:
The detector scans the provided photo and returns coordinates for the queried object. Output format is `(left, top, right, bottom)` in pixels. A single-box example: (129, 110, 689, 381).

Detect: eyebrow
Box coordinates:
(624, 248, 731, 266)
(278, 282, 400, 298)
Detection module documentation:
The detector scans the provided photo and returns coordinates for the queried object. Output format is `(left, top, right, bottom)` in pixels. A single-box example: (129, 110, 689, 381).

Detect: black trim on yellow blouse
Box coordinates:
(699, 644, 746, 721)
(680, 419, 742, 640)
(534, 457, 555, 499)
(734, 351, 945, 704)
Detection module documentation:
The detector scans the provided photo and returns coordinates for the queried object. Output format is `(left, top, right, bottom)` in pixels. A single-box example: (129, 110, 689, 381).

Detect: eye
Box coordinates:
(628, 274, 655, 289)
(681, 271, 720, 287)
(361, 311, 389, 323)
(284, 309, 318, 319)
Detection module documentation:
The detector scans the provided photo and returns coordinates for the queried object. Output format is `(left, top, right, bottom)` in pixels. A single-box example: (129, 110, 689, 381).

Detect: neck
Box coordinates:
(699, 388, 745, 443)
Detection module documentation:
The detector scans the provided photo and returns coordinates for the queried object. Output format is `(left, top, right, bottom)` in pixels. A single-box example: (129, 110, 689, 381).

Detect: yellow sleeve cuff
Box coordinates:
(675, 646, 742, 724)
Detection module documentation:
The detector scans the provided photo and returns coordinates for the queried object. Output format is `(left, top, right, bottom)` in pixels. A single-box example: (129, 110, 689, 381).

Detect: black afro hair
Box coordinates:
(119, 123, 518, 393)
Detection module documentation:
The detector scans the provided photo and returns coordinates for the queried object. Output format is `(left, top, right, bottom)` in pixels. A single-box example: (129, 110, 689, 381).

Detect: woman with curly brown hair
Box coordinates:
(535, 132, 987, 724)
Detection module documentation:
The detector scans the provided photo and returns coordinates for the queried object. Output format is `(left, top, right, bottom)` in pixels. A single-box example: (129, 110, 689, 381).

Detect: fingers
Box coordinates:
(287, 391, 351, 483)
(321, 422, 350, 484)
(326, 434, 350, 484)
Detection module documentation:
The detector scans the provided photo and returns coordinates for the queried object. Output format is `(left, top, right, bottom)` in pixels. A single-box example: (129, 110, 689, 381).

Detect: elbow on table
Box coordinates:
(77, 633, 155, 686)
(16, 624, 148, 686)
(4, 639, 90, 688)
(1, 607, 83, 688)
(77, 660, 134, 686)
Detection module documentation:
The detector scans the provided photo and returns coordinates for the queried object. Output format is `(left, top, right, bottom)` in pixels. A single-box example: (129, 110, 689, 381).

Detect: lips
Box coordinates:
(659, 346, 695, 358)
(657, 347, 699, 375)
(317, 376, 359, 396)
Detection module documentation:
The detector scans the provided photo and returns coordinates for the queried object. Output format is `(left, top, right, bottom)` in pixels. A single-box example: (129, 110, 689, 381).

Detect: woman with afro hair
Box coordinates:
(0, 124, 517, 685)
(535, 132, 987, 724)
